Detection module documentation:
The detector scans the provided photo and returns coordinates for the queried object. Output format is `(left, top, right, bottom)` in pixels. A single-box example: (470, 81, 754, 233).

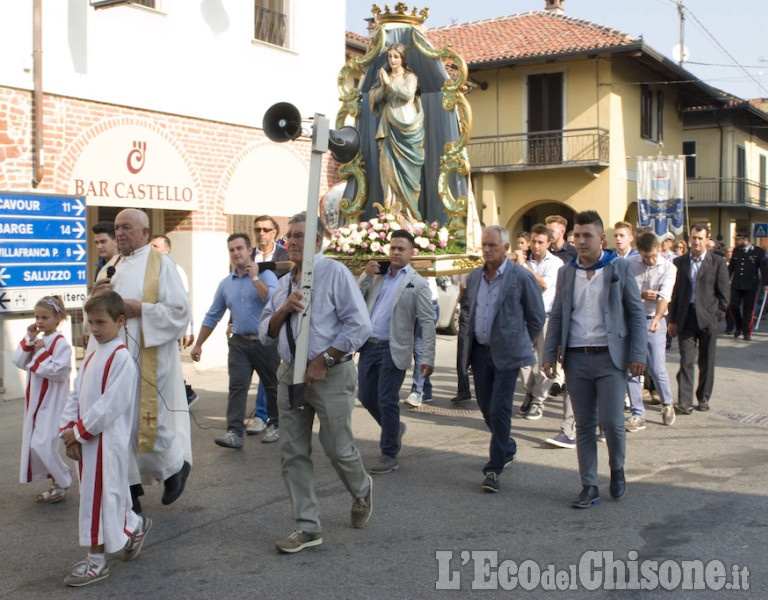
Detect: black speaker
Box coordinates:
(328, 127, 360, 163)
(263, 102, 302, 142)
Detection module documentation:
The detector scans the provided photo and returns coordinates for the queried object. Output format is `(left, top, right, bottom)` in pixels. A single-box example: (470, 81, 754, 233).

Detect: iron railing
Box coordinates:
(254, 5, 286, 47)
(466, 127, 609, 172)
(686, 178, 768, 209)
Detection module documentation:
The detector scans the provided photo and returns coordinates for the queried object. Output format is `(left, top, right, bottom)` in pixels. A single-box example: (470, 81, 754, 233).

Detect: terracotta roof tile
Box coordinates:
(426, 11, 637, 65)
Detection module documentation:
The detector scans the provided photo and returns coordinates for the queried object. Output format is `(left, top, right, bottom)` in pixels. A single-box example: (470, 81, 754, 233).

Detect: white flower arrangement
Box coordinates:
(326, 212, 458, 256)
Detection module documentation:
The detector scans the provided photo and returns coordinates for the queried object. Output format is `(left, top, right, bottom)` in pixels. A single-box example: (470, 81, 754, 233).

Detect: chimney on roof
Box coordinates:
(544, 0, 564, 14)
(365, 17, 376, 37)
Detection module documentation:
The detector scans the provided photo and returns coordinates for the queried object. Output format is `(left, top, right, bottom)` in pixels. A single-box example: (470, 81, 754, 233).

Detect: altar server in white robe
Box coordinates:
(92, 208, 191, 507)
(12, 295, 73, 502)
(60, 292, 151, 587)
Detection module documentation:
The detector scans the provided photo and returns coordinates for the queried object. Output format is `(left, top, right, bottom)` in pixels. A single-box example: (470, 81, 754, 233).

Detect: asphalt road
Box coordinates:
(1, 329, 766, 599)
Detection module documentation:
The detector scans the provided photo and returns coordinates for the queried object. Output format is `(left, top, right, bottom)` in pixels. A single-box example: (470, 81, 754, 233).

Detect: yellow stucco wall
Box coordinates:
(470, 52, 686, 239)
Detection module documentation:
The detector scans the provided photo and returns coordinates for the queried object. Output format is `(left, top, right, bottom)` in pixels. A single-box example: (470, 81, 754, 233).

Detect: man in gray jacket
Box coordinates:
(358, 230, 436, 474)
(460, 225, 546, 493)
(544, 211, 647, 509)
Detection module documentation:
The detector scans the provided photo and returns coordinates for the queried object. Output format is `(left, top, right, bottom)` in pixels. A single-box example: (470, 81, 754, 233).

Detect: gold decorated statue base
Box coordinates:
(328, 252, 482, 277)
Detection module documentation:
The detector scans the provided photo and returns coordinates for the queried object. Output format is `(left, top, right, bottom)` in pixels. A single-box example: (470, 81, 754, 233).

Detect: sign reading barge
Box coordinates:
(0, 192, 88, 313)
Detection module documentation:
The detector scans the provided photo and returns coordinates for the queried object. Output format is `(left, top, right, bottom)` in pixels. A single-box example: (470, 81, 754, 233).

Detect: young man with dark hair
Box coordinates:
(544, 210, 646, 508)
(357, 229, 435, 474)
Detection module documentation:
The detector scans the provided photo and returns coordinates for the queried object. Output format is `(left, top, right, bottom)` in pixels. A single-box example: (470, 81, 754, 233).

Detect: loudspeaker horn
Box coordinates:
(263, 102, 302, 142)
(328, 126, 360, 163)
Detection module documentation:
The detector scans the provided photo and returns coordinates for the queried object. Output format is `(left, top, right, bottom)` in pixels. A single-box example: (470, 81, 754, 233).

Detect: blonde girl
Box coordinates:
(11, 295, 73, 502)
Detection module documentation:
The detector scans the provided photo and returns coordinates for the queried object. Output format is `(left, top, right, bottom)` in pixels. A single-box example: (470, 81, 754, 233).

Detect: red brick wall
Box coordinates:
(0, 86, 344, 234)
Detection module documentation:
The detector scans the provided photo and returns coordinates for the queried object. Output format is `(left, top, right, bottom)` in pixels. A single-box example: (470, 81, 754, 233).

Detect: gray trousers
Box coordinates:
(565, 351, 627, 487)
(519, 317, 550, 405)
(277, 360, 370, 534)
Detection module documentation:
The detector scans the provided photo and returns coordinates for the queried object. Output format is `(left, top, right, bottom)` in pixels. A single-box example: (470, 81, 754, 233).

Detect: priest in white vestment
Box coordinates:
(92, 209, 191, 506)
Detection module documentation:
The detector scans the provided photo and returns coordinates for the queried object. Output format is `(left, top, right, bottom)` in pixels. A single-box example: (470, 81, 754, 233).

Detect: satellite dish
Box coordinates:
(672, 44, 690, 63)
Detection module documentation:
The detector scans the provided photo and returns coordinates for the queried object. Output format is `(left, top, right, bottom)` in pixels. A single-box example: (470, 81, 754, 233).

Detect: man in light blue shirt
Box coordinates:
(190, 233, 279, 449)
(358, 230, 435, 474)
(259, 213, 373, 554)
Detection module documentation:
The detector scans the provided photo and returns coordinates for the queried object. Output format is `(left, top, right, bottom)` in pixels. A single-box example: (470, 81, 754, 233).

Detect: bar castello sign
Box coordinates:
(68, 125, 199, 210)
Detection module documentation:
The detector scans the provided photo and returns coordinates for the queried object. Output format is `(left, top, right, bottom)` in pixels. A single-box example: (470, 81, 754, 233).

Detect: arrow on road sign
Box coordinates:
(73, 244, 86, 261)
(0, 292, 8, 310)
(73, 198, 85, 216)
(0, 268, 9, 286)
(73, 221, 86, 238)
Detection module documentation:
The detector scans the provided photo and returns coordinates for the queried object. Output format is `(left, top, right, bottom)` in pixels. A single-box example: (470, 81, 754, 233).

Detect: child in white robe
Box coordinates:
(11, 295, 73, 502)
(60, 292, 151, 587)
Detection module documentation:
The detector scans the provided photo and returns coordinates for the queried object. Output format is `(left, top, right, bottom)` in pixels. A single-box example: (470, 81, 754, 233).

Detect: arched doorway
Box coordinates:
(506, 200, 576, 237)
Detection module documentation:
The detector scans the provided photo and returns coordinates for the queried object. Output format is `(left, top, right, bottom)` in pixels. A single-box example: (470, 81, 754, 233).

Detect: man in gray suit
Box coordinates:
(543, 211, 646, 509)
(358, 230, 436, 474)
(460, 225, 546, 493)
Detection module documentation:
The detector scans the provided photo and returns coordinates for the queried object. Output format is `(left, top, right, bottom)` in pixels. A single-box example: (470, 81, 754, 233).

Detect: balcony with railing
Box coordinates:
(686, 178, 768, 211)
(254, 5, 287, 47)
(466, 127, 609, 173)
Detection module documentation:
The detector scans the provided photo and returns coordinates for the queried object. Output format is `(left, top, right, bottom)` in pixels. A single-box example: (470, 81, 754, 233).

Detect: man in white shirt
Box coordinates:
(514, 224, 563, 420)
(626, 232, 678, 429)
(544, 211, 646, 509)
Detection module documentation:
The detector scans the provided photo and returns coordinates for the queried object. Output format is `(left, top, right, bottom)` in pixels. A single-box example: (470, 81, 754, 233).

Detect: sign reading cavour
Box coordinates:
(0, 192, 88, 312)
(67, 124, 199, 210)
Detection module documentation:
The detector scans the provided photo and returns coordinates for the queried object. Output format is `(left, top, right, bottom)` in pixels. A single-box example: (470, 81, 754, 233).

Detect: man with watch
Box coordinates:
(357, 230, 436, 474)
(190, 233, 279, 449)
(259, 213, 373, 554)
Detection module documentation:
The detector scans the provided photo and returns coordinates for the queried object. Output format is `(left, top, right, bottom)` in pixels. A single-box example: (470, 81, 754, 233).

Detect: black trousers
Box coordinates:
(677, 308, 717, 408)
(729, 288, 757, 334)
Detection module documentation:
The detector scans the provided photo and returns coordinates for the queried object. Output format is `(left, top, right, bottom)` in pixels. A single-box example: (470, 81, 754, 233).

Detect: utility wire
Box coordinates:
(682, 5, 767, 95)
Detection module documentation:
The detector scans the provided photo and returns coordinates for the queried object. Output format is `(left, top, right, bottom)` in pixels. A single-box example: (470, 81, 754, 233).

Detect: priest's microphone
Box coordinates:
(106, 265, 116, 279)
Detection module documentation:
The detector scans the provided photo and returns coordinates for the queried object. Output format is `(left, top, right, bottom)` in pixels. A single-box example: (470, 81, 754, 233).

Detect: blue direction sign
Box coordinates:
(0, 192, 88, 297)
(0, 241, 87, 264)
(0, 265, 87, 287)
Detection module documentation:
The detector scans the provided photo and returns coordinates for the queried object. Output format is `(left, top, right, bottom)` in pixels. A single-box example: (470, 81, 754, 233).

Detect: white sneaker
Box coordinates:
(246, 417, 267, 436)
(404, 392, 422, 407)
(262, 424, 279, 443)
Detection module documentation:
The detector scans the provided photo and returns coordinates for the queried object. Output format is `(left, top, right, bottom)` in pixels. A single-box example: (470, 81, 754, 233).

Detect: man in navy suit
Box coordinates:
(459, 225, 546, 493)
(543, 211, 646, 509)
(668, 224, 730, 413)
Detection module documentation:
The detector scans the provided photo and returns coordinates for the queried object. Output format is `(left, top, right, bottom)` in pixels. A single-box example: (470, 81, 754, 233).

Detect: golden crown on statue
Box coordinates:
(372, 3, 429, 26)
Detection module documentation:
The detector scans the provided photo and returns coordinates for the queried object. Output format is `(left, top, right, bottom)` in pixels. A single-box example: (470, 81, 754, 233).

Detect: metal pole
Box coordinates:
(292, 115, 329, 385)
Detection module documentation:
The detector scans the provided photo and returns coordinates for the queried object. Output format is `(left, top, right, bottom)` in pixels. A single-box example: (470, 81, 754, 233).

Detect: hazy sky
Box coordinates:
(346, 0, 768, 100)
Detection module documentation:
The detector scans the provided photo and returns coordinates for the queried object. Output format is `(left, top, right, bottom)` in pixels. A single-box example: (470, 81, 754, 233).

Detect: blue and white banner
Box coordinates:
(637, 157, 685, 239)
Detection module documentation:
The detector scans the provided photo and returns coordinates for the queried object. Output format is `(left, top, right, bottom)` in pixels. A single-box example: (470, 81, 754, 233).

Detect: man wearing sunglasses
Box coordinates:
(252, 215, 289, 270)
(245, 215, 290, 441)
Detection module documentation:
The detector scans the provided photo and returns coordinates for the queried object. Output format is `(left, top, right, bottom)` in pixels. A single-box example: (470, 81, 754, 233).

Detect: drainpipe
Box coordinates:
(717, 111, 724, 239)
(33, 0, 44, 186)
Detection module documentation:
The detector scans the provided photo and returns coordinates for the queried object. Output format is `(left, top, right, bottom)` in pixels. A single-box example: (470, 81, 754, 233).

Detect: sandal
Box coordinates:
(36, 487, 66, 503)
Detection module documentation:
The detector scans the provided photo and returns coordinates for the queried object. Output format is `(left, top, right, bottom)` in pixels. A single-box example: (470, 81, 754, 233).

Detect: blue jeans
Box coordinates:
(254, 382, 268, 422)
(411, 302, 439, 397)
(358, 340, 406, 458)
(628, 318, 674, 417)
(469, 342, 518, 475)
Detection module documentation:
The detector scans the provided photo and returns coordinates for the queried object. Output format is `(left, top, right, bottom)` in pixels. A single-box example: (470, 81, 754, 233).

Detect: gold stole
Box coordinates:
(138, 248, 162, 453)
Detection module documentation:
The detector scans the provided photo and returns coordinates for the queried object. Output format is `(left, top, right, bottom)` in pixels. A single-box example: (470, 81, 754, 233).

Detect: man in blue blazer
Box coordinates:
(459, 225, 546, 493)
(543, 211, 647, 509)
(358, 230, 436, 474)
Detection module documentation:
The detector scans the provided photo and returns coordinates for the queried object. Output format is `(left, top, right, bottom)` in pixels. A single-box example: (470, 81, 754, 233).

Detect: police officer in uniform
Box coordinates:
(728, 231, 768, 341)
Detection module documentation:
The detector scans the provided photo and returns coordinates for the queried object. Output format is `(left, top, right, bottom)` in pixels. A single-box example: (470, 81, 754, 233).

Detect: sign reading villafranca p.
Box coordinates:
(67, 124, 199, 210)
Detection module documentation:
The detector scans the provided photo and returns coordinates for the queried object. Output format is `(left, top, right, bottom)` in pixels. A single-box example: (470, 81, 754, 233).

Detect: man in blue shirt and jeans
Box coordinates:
(190, 233, 279, 449)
